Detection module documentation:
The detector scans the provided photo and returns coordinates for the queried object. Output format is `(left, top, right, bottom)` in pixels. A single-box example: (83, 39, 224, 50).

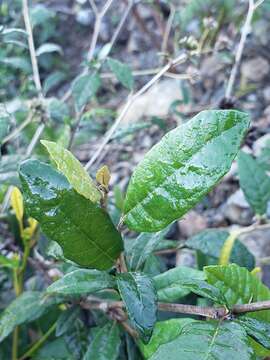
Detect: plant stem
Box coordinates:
(18, 322, 57, 360)
(11, 241, 32, 360)
(81, 296, 270, 320)
(12, 327, 19, 360)
(22, 0, 43, 98)
(225, 0, 264, 100)
(84, 52, 189, 169)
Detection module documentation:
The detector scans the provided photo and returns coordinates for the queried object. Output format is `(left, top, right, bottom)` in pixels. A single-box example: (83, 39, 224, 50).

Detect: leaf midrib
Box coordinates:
(125, 121, 243, 219)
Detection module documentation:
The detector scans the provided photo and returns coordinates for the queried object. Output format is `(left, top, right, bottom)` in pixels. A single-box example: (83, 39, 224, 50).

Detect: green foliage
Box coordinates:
(153, 266, 205, 302)
(125, 229, 169, 271)
(238, 151, 270, 215)
(123, 110, 250, 232)
(72, 73, 101, 111)
(116, 272, 157, 343)
(0, 291, 61, 342)
(19, 159, 123, 269)
(205, 264, 270, 322)
(83, 322, 121, 360)
(235, 317, 270, 349)
(139, 318, 195, 358)
(41, 140, 101, 203)
(185, 229, 255, 270)
(107, 58, 134, 90)
(47, 269, 115, 295)
(2, 95, 270, 359)
(148, 321, 254, 360)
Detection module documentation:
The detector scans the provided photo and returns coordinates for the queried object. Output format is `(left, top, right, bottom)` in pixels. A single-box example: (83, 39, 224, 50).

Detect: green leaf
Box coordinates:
(123, 110, 250, 232)
(139, 318, 195, 359)
(36, 42, 63, 56)
(19, 159, 123, 269)
(83, 322, 121, 360)
(47, 269, 115, 295)
(0, 254, 19, 269)
(249, 337, 270, 358)
(1, 57, 31, 73)
(179, 279, 227, 305)
(186, 229, 255, 271)
(205, 264, 270, 322)
(0, 291, 61, 342)
(56, 307, 80, 337)
(48, 98, 70, 122)
(148, 320, 254, 360)
(126, 228, 168, 271)
(235, 317, 270, 349)
(72, 73, 101, 111)
(43, 71, 66, 95)
(153, 266, 205, 302)
(33, 338, 74, 360)
(107, 58, 134, 90)
(238, 151, 270, 215)
(116, 272, 157, 342)
(41, 140, 101, 203)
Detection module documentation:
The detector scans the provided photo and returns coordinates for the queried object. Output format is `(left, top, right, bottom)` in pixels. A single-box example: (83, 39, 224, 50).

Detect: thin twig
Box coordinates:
(101, 68, 190, 80)
(25, 123, 45, 156)
(2, 112, 34, 145)
(161, 4, 175, 56)
(225, 0, 264, 100)
(1, 0, 45, 215)
(84, 52, 189, 170)
(19, 322, 57, 360)
(22, 0, 43, 98)
(81, 297, 270, 320)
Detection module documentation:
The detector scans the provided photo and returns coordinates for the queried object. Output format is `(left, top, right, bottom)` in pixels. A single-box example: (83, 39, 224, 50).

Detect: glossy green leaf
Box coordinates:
(235, 317, 270, 349)
(186, 229, 255, 271)
(41, 140, 101, 203)
(139, 318, 195, 359)
(107, 58, 134, 90)
(238, 151, 270, 215)
(126, 228, 168, 271)
(123, 110, 250, 232)
(83, 322, 121, 360)
(19, 159, 123, 269)
(179, 279, 227, 305)
(153, 266, 205, 302)
(116, 272, 157, 342)
(148, 320, 254, 360)
(72, 73, 101, 111)
(47, 269, 115, 295)
(205, 264, 270, 322)
(0, 291, 61, 342)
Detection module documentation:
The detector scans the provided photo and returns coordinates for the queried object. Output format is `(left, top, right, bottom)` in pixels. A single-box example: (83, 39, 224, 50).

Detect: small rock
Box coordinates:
(223, 189, 253, 225)
(178, 210, 207, 238)
(241, 57, 270, 82)
(119, 79, 183, 124)
(240, 228, 270, 264)
(263, 86, 270, 102)
(176, 249, 196, 268)
(200, 55, 224, 78)
(76, 10, 94, 26)
(253, 133, 270, 157)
